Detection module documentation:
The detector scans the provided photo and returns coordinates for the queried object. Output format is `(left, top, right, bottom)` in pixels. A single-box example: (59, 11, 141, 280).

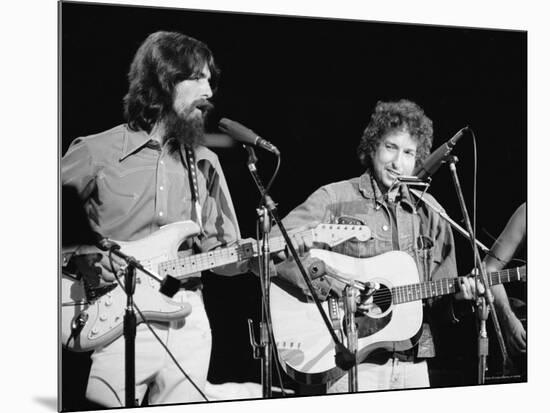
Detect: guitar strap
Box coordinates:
(179, 144, 204, 234)
(178, 145, 206, 289)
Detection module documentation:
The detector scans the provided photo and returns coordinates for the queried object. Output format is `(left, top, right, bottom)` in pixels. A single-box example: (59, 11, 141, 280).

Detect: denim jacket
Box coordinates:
(282, 171, 457, 282)
(277, 171, 459, 358)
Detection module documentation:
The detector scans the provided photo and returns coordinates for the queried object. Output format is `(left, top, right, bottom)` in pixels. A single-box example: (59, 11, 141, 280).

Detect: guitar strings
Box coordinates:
(350, 267, 526, 307)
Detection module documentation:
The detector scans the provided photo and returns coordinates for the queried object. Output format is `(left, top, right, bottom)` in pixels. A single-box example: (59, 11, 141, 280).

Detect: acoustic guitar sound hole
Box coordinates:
(354, 284, 392, 338)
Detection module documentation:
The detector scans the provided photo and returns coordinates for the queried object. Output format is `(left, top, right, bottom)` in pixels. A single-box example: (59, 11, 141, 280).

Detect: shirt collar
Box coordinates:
(358, 170, 417, 212)
(118, 126, 156, 162)
(118, 126, 212, 164)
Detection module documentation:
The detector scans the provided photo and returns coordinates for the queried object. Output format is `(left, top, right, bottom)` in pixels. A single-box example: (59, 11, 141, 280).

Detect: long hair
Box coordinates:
(123, 31, 220, 133)
(357, 99, 433, 170)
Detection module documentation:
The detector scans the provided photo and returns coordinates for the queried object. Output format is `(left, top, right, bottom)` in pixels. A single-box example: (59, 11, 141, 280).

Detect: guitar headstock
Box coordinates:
(311, 224, 371, 247)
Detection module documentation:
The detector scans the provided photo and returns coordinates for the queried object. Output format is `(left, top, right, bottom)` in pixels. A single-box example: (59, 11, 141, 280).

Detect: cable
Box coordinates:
(264, 153, 281, 197)
(471, 129, 479, 283)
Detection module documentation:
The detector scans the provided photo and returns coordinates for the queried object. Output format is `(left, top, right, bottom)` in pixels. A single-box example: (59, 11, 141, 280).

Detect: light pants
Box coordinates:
(327, 358, 430, 393)
(86, 290, 211, 407)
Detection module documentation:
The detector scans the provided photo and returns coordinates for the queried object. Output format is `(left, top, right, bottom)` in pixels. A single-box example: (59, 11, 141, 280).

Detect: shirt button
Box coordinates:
(160, 160, 164, 165)
(159, 186, 164, 191)
(382, 225, 389, 231)
(159, 211, 164, 217)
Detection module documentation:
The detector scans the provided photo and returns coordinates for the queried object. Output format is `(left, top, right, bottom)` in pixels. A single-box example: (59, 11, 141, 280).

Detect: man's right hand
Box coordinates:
(275, 255, 340, 300)
(67, 247, 126, 284)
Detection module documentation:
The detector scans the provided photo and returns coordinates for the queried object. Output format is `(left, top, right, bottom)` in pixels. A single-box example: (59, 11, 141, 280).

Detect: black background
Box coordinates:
(60, 1, 527, 410)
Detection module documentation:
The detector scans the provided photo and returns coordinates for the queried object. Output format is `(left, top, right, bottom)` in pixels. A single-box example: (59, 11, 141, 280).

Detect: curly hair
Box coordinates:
(357, 99, 433, 170)
(123, 31, 220, 133)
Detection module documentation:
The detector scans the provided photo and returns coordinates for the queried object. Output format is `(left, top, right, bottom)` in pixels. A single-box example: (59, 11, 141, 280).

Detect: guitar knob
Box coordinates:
(105, 299, 113, 307)
(91, 327, 98, 335)
(99, 314, 107, 321)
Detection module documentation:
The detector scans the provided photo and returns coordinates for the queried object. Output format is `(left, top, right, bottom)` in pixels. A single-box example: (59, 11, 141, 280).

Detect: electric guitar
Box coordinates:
(270, 249, 527, 384)
(61, 221, 371, 352)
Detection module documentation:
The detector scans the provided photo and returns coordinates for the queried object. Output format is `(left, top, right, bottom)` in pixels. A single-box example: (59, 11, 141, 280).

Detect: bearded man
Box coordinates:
(61, 31, 243, 407)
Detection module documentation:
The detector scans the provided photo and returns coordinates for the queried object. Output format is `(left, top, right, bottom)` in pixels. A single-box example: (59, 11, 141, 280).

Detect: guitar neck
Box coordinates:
(157, 242, 258, 278)
(392, 266, 526, 304)
(157, 230, 316, 278)
(156, 224, 369, 279)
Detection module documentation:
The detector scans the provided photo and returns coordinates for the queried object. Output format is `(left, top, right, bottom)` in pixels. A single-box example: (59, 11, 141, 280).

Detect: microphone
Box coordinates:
(219, 118, 280, 155)
(413, 126, 470, 180)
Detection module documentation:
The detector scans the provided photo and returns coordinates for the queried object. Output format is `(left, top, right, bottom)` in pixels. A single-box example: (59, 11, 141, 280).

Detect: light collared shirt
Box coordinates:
(62, 124, 240, 252)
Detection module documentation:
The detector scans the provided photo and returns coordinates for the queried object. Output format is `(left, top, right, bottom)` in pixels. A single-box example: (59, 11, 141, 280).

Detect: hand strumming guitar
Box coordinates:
(63, 246, 127, 286)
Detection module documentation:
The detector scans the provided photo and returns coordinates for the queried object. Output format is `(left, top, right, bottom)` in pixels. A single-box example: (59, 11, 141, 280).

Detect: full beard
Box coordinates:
(162, 100, 213, 152)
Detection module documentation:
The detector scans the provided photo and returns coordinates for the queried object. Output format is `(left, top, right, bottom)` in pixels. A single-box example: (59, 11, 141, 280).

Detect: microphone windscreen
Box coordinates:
(218, 118, 257, 146)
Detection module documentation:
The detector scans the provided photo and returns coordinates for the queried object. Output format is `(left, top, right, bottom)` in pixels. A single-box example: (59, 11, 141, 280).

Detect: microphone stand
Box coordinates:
(445, 155, 508, 384)
(308, 260, 381, 392)
(409, 188, 491, 254)
(243, 147, 357, 397)
(100, 244, 181, 407)
(123, 262, 137, 407)
(100, 244, 139, 407)
(259, 205, 273, 397)
(244, 147, 273, 398)
(343, 286, 359, 392)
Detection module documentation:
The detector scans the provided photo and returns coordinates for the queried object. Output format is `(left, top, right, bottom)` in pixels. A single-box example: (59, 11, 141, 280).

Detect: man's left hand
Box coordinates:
(454, 275, 489, 301)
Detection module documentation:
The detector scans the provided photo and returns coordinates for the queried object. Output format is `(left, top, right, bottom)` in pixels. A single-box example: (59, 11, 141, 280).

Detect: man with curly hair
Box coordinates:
(62, 31, 245, 407)
(274, 99, 481, 392)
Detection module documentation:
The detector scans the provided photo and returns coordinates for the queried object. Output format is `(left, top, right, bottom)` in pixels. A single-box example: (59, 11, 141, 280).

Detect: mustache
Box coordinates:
(191, 99, 214, 114)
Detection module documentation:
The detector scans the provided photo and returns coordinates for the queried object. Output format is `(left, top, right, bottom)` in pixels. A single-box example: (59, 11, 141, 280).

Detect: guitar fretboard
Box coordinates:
(156, 224, 369, 279)
(157, 243, 255, 278)
(392, 266, 526, 304)
(156, 231, 317, 278)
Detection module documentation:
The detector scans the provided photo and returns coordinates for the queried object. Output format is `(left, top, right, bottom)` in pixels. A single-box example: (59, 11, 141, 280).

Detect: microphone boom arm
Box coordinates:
(409, 188, 491, 253)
